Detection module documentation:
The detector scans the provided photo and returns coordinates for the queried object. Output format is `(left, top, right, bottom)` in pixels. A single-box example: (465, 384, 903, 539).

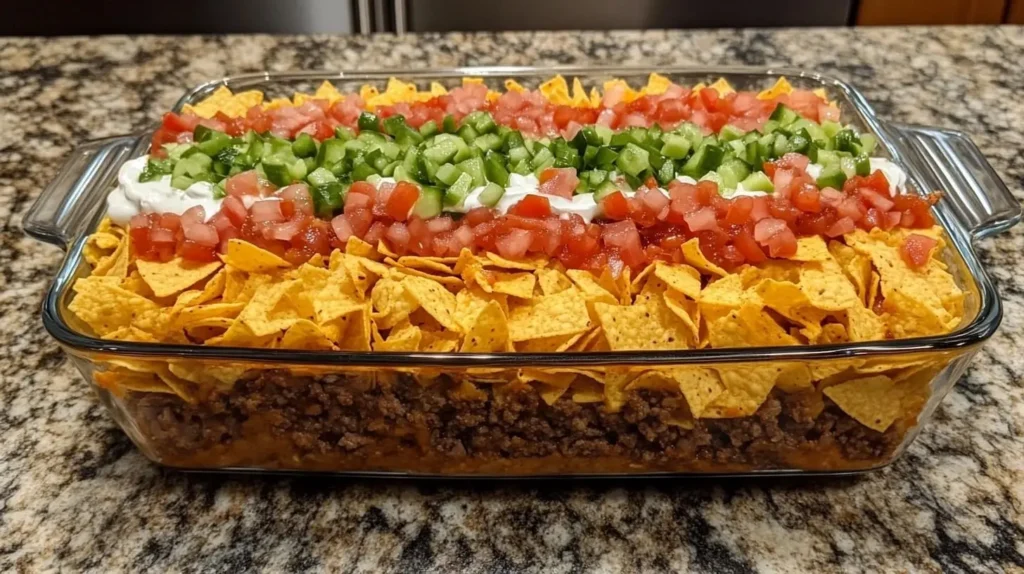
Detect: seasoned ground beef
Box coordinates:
(124, 370, 906, 474)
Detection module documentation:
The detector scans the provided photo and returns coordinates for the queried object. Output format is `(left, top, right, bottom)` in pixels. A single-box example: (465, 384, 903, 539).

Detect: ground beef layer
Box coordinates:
(122, 370, 910, 475)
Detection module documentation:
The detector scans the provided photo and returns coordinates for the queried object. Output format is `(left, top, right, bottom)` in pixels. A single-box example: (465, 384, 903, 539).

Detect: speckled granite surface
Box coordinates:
(1, 27, 1022, 572)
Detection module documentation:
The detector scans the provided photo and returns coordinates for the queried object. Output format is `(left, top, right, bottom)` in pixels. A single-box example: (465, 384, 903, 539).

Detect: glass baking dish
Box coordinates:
(24, 66, 1022, 477)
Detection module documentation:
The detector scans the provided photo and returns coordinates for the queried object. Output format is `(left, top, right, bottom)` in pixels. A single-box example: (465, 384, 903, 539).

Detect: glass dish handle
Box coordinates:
(23, 133, 146, 249)
(886, 124, 1022, 240)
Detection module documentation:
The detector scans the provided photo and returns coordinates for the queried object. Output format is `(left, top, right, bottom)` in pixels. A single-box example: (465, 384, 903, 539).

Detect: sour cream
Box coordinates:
(805, 158, 907, 194)
(444, 174, 602, 223)
(105, 155, 222, 226)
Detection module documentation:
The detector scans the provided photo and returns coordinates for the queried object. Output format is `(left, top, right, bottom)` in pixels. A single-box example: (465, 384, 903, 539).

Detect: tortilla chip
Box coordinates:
(707, 304, 799, 349)
(370, 276, 420, 330)
(279, 319, 336, 350)
(654, 263, 702, 300)
(221, 239, 291, 273)
(375, 321, 423, 352)
(135, 257, 222, 298)
(92, 233, 130, 278)
(460, 300, 508, 352)
(666, 367, 724, 418)
(703, 364, 782, 418)
(402, 275, 460, 332)
(823, 375, 902, 432)
(845, 304, 887, 341)
(682, 238, 727, 277)
(798, 259, 861, 312)
(699, 273, 760, 322)
(69, 277, 160, 336)
(593, 296, 689, 351)
(507, 287, 591, 342)
(454, 286, 507, 333)
(535, 268, 573, 295)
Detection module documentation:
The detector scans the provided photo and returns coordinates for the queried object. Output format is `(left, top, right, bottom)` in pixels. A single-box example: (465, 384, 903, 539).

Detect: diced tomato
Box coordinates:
(344, 208, 374, 238)
(220, 196, 248, 227)
(764, 227, 798, 257)
(733, 228, 766, 263)
(508, 195, 552, 218)
(537, 168, 578, 199)
(177, 240, 218, 262)
(182, 221, 219, 247)
(792, 185, 822, 213)
(901, 233, 937, 268)
(684, 207, 718, 233)
(384, 181, 420, 221)
(495, 229, 533, 259)
(250, 200, 285, 223)
(723, 196, 754, 226)
(601, 191, 630, 220)
(654, 99, 689, 123)
(464, 207, 495, 226)
(825, 216, 856, 237)
(225, 171, 261, 197)
(364, 221, 387, 245)
(345, 185, 375, 210)
(860, 188, 895, 212)
(277, 184, 314, 216)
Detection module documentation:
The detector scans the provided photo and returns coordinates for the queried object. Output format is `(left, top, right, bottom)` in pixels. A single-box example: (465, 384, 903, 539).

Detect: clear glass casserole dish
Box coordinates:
(24, 66, 1022, 477)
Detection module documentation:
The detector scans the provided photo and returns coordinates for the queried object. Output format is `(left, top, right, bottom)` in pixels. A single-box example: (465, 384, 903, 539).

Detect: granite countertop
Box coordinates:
(1, 27, 1023, 572)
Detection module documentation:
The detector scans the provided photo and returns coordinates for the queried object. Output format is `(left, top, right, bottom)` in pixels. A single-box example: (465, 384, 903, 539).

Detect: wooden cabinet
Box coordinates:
(857, 0, 1007, 25)
(1008, 0, 1024, 22)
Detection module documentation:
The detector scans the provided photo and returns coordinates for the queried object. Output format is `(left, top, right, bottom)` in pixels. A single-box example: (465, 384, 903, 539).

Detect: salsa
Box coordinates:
(129, 155, 938, 271)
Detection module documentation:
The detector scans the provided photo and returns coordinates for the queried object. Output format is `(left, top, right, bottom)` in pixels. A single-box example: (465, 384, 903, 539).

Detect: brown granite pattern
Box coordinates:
(1, 27, 1023, 572)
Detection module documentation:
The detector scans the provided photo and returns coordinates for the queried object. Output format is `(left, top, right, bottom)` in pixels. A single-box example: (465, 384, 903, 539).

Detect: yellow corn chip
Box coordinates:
(221, 239, 291, 273)
(375, 321, 423, 352)
(699, 273, 760, 321)
(394, 256, 455, 275)
(516, 331, 584, 353)
(703, 364, 782, 418)
(845, 304, 887, 341)
(681, 238, 728, 277)
(238, 280, 302, 337)
(785, 236, 832, 262)
(488, 271, 536, 299)
(665, 367, 724, 418)
(539, 75, 571, 105)
(798, 259, 862, 312)
(508, 287, 591, 342)
(135, 257, 222, 298)
(536, 268, 573, 295)
(818, 323, 850, 344)
(757, 77, 794, 100)
(823, 375, 902, 432)
(183, 317, 234, 341)
(642, 73, 673, 95)
(653, 262, 702, 300)
(593, 296, 689, 351)
(484, 252, 547, 270)
(69, 277, 160, 336)
(505, 79, 526, 93)
(370, 276, 420, 330)
(460, 300, 508, 352)
(279, 319, 336, 350)
(454, 286, 507, 332)
(402, 275, 460, 332)
(173, 302, 245, 328)
(92, 233, 130, 278)
(708, 78, 735, 96)
(707, 304, 799, 349)
(174, 269, 226, 307)
(663, 289, 701, 343)
(344, 237, 383, 261)
(314, 274, 365, 324)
